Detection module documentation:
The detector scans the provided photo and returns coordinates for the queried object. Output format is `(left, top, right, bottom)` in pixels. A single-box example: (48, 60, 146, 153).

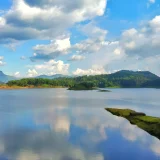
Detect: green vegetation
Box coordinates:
(68, 82, 95, 90)
(106, 108, 160, 140)
(7, 78, 75, 88)
(141, 79, 160, 88)
(6, 70, 160, 89)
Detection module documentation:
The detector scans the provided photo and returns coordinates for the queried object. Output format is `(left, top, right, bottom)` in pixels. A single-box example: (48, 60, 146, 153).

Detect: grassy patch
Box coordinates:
(106, 108, 160, 140)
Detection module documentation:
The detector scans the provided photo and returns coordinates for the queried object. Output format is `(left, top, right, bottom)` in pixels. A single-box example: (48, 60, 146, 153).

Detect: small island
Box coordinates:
(106, 108, 160, 140)
(68, 82, 95, 90)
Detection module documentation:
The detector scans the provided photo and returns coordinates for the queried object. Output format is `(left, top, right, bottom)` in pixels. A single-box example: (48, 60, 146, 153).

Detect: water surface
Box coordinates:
(0, 88, 159, 160)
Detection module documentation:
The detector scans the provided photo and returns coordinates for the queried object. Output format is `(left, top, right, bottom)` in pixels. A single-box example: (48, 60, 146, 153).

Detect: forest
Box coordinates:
(7, 70, 160, 88)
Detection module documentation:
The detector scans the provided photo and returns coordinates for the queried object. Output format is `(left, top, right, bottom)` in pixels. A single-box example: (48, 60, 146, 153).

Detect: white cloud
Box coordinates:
(0, 56, 4, 61)
(68, 55, 85, 61)
(30, 36, 71, 61)
(149, 15, 160, 32)
(0, 56, 6, 66)
(73, 65, 106, 76)
(119, 15, 160, 58)
(30, 15, 160, 75)
(0, 17, 5, 27)
(150, 138, 160, 155)
(30, 22, 108, 61)
(27, 69, 38, 77)
(71, 22, 108, 55)
(31, 60, 70, 75)
(80, 22, 108, 40)
(149, 0, 155, 4)
(0, 0, 107, 44)
(14, 72, 21, 77)
(114, 48, 122, 55)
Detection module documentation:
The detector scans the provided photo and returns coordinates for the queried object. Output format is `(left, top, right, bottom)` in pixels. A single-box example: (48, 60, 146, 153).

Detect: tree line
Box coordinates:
(7, 70, 160, 88)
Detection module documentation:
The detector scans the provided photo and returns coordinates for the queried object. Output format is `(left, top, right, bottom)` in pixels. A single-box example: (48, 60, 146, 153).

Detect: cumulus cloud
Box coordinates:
(30, 36, 71, 61)
(27, 69, 38, 77)
(71, 22, 108, 55)
(29, 15, 160, 75)
(68, 55, 85, 61)
(119, 15, 160, 58)
(30, 60, 70, 76)
(14, 72, 21, 77)
(30, 22, 108, 61)
(0, 56, 6, 66)
(80, 21, 108, 40)
(73, 65, 106, 76)
(0, 0, 107, 44)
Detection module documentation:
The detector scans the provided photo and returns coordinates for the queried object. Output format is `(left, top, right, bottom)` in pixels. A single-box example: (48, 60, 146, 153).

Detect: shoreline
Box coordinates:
(0, 85, 67, 90)
(0, 85, 160, 90)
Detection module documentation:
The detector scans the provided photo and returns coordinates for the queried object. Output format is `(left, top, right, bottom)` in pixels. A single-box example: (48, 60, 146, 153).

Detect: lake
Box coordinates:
(0, 88, 159, 160)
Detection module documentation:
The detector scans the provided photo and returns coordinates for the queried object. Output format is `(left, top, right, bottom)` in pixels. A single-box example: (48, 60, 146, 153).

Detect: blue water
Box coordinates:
(0, 88, 159, 160)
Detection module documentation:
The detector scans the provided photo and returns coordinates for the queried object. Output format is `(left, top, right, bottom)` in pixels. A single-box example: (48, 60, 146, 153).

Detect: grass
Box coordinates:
(106, 108, 136, 117)
(106, 108, 160, 140)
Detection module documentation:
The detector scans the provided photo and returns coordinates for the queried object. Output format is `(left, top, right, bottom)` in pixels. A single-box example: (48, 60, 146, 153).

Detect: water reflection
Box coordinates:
(0, 89, 159, 160)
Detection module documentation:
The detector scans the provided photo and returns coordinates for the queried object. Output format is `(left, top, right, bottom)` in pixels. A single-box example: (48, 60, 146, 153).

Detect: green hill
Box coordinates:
(7, 70, 160, 88)
(141, 79, 160, 88)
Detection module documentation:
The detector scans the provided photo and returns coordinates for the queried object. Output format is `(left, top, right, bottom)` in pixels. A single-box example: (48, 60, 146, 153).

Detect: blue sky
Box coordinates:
(0, 0, 160, 77)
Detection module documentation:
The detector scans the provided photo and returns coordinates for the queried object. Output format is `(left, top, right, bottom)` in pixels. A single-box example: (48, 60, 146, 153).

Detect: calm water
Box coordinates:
(0, 88, 159, 160)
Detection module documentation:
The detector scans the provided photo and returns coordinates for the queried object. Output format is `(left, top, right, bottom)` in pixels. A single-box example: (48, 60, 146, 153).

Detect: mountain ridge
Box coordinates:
(1, 70, 160, 84)
(0, 71, 17, 83)
(6, 70, 160, 88)
(36, 74, 68, 79)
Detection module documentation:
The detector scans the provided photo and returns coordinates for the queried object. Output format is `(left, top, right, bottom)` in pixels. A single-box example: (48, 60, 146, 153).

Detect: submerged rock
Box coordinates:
(106, 108, 160, 140)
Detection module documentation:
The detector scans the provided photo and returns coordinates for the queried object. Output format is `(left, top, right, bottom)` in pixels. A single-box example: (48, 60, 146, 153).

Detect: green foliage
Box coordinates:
(106, 108, 160, 140)
(7, 70, 160, 88)
(68, 82, 95, 90)
(141, 79, 160, 88)
(106, 108, 136, 117)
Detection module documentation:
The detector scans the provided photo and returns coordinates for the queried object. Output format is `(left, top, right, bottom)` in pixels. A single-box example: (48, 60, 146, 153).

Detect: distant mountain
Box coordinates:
(0, 71, 17, 83)
(7, 70, 160, 88)
(108, 70, 159, 80)
(36, 74, 67, 79)
(106, 70, 159, 88)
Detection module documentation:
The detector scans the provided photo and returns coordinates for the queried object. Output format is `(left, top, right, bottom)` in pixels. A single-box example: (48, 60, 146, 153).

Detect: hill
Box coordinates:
(141, 79, 160, 88)
(36, 74, 67, 79)
(106, 70, 159, 88)
(108, 70, 158, 80)
(0, 71, 17, 83)
(7, 70, 160, 88)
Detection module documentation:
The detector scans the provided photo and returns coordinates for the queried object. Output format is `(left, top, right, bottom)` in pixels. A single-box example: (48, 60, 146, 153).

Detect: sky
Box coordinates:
(0, 0, 160, 77)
